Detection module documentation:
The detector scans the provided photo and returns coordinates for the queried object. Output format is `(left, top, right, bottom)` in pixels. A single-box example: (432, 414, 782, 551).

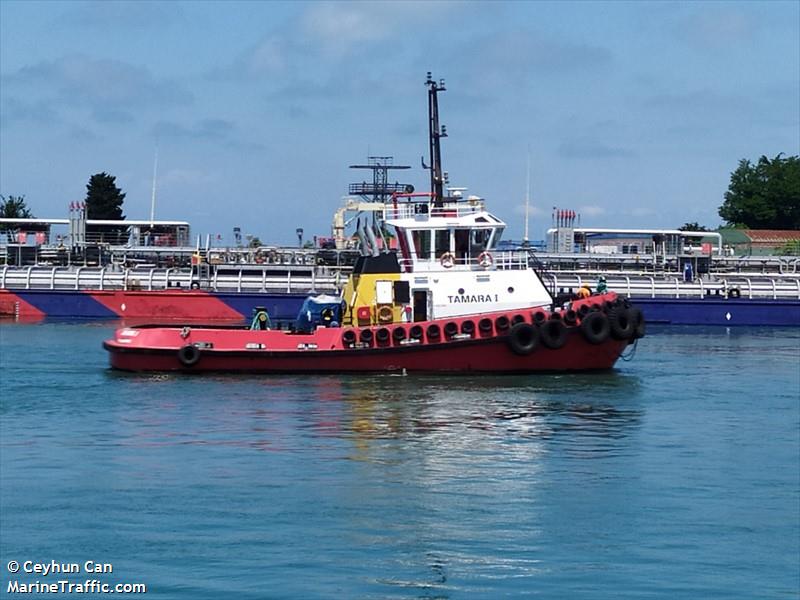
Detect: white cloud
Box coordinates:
(579, 205, 606, 218)
(675, 8, 759, 50)
(5, 55, 192, 110)
(512, 203, 549, 218)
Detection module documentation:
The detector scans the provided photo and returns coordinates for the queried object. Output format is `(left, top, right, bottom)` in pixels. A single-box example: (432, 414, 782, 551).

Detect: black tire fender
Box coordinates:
(608, 308, 634, 340)
(540, 319, 568, 350)
(375, 327, 391, 345)
(508, 322, 539, 356)
(177, 344, 200, 367)
(628, 306, 646, 339)
(580, 311, 610, 345)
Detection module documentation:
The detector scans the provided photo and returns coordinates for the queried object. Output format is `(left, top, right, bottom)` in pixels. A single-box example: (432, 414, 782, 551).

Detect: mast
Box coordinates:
(524, 145, 531, 245)
(149, 147, 158, 226)
(425, 72, 447, 206)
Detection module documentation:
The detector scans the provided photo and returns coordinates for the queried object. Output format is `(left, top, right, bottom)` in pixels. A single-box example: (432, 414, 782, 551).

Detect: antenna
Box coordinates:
(425, 72, 446, 206)
(524, 145, 531, 244)
(149, 146, 158, 226)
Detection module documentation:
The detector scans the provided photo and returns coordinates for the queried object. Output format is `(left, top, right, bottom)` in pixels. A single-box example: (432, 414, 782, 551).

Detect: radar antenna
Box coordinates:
(349, 156, 412, 202)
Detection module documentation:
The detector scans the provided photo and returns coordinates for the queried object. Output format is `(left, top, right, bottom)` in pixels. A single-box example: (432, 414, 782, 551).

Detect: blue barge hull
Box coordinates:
(2, 289, 798, 326)
(632, 298, 800, 326)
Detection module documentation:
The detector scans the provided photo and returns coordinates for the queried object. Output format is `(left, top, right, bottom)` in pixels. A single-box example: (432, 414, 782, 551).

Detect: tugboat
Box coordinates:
(103, 74, 645, 373)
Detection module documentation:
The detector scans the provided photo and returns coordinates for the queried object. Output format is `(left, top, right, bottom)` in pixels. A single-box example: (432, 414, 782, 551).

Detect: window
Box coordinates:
(434, 229, 451, 257)
(470, 229, 491, 255)
(411, 230, 431, 259)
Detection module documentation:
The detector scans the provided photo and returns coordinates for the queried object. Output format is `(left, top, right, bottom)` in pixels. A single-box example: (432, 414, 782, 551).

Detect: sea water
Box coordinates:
(0, 322, 798, 599)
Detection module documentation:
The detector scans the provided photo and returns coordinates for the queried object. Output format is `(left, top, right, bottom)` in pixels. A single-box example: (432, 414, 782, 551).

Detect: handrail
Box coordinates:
(0, 265, 7, 288)
(26, 266, 33, 289)
(99, 267, 106, 290)
(147, 268, 155, 291)
(50, 267, 57, 290)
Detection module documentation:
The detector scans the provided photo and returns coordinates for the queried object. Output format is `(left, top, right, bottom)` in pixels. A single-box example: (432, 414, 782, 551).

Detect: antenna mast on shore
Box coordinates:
(524, 145, 531, 245)
(149, 147, 158, 226)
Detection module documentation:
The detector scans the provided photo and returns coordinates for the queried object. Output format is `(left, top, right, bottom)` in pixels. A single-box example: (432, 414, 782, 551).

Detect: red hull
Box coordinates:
(104, 300, 640, 374)
(105, 334, 629, 373)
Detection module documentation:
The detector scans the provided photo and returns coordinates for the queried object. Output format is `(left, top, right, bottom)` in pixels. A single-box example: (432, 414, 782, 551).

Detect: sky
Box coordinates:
(1, 1, 798, 245)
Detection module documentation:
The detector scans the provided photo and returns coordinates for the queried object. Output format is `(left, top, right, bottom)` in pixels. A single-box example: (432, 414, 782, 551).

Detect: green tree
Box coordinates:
(719, 154, 800, 229)
(85, 172, 126, 220)
(85, 172, 126, 244)
(678, 222, 709, 232)
(1, 194, 34, 219)
(0, 196, 49, 242)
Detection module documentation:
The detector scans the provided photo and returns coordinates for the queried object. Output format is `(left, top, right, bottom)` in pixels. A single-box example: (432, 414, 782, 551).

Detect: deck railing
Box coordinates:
(0, 265, 344, 294)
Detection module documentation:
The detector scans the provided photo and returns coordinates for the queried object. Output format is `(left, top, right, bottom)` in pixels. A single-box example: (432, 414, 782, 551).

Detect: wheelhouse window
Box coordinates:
(434, 229, 451, 257)
(455, 229, 470, 260)
(411, 229, 431, 260)
(470, 229, 491, 255)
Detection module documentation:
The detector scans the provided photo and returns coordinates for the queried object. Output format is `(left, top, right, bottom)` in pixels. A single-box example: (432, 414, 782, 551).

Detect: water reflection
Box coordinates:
(91, 371, 646, 464)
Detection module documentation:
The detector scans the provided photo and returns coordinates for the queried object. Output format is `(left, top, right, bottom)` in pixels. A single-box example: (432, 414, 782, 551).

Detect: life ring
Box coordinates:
(540, 320, 568, 350)
(377, 305, 393, 323)
(580, 311, 610, 345)
(627, 306, 646, 339)
(440, 252, 455, 269)
(177, 344, 200, 367)
(508, 322, 539, 356)
(392, 327, 407, 342)
(478, 251, 493, 268)
(608, 308, 634, 340)
(426, 323, 441, 341)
